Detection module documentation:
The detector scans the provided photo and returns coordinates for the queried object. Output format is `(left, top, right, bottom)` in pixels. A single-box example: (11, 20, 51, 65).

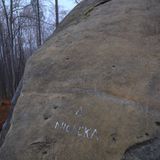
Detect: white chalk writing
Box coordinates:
(54, 121, 99, 141)
(75, 107, 83, 116)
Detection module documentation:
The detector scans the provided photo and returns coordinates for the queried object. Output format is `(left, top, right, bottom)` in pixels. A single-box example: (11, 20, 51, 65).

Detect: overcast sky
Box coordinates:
(22, 0, 77, 11)
(59, 0, 76, 10)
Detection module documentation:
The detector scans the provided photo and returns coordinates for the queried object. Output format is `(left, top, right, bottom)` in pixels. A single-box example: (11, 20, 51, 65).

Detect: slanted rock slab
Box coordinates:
(1, 0, 160, 159)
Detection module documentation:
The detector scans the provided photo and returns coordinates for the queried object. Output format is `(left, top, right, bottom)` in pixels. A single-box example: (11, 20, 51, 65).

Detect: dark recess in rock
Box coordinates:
(0, 79, 23, 147)
(122, 138, 160, 160)
(53, 106, 58, 109)
(155, 122, 160, 126)
(95, 0, 112, 7)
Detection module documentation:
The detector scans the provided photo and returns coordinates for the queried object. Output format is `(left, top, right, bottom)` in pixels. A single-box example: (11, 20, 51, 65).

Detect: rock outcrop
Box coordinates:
(0, 0, 160, 159)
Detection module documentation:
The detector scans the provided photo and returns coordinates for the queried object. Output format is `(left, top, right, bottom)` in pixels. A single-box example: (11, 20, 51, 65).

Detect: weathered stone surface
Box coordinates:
(0, 0, 160, 159)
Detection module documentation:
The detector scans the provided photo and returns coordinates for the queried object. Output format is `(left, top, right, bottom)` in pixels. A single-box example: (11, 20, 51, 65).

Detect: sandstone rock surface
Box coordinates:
(1, 0, 160, 159)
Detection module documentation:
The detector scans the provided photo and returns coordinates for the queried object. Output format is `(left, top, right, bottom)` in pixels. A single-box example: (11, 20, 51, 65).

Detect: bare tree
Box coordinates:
(36, 0, 42, 46)
(55, 0, 59, 28)
(0, 0, 69, 100)
(31, 0, 42, 47)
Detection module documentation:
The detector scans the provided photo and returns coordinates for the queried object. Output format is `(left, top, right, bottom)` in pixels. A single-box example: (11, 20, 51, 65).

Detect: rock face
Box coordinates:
(1, 0, 160, 159)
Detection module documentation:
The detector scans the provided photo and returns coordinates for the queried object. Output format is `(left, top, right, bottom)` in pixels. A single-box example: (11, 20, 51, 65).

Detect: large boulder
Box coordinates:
(1, 0, 160, 159)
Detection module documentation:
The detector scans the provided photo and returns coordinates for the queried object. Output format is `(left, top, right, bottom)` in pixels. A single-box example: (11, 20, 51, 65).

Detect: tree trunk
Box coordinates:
(55, 0, 59, 28)
(36, 0, 42, 47)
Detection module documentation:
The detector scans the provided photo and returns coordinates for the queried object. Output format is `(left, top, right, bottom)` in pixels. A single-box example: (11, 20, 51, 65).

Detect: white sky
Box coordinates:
(59, 0, 76, 10)
(22, 0, 76, 11)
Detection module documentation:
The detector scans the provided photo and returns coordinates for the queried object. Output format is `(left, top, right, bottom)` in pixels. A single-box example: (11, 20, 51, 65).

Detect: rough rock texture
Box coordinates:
(1, 0, 160, 159)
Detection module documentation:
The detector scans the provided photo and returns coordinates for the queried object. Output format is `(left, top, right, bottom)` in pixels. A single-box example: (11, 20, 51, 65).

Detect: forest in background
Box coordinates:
(0, 0, 80, 100)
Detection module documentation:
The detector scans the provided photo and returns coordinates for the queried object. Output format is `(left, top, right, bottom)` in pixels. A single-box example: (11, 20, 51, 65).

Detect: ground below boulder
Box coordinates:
(0, 100, 11, 131)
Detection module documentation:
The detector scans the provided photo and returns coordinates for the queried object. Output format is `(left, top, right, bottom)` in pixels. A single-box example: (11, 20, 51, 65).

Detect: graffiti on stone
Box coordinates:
(55, 121, 99, 141)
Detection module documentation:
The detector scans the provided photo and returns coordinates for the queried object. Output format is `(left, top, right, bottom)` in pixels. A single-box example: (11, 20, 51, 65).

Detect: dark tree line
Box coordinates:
(0, 0, 73, 100)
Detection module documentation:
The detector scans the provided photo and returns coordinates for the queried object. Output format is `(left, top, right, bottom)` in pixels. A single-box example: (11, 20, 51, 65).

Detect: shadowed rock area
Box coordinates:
(0, 100, 11, 131)
(0, 0, 160, 159)
(122, 138, 160, 160)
